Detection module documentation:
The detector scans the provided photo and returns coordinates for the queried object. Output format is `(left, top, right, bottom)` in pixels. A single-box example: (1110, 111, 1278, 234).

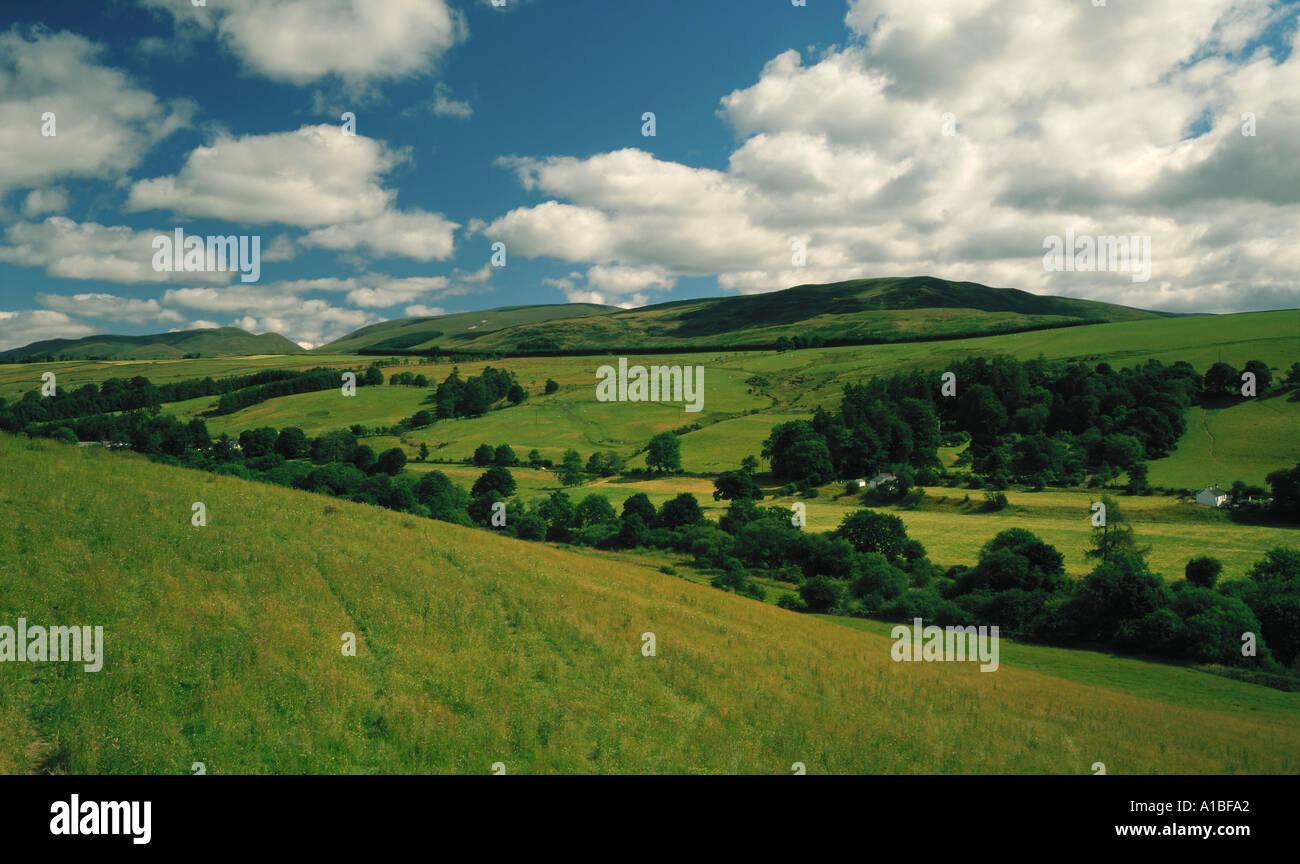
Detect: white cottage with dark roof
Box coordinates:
(1195, 485, 1228, 508)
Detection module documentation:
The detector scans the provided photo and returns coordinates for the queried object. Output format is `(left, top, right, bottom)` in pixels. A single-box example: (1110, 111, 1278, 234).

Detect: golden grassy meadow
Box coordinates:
(1, 435, 1297, 774)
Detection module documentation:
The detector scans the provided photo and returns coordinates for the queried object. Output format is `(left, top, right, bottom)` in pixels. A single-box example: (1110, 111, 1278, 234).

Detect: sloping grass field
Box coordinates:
(2, 435, 1297, 774)
(1148, 391, 1300, 490)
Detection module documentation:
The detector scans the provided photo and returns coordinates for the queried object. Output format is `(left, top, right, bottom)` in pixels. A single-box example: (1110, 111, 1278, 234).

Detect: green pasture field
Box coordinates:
(2, 435, 1295, 774)
(818, 616, 1300, 733)
(1146, 392, 1300, 490)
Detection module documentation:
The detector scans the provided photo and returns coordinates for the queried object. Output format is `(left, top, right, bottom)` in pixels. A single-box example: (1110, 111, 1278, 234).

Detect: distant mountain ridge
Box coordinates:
(3, 277, 1185, 362)
(317, 303, 615, 354)
(0, 327, 306, 362)
(318, 275, 1177, 355)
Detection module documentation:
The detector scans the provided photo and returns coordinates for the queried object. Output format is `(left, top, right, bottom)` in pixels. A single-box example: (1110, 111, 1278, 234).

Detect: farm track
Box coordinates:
(1200, 407, 1220, 466)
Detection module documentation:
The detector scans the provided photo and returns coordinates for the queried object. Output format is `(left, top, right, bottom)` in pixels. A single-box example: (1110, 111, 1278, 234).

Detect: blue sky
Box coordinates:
(0, 0, 1297, 348)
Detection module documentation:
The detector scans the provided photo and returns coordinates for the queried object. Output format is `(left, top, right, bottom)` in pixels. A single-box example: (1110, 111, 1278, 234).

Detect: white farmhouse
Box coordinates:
(1195, 485, 1228, 508)
(867, 472, 897, 490)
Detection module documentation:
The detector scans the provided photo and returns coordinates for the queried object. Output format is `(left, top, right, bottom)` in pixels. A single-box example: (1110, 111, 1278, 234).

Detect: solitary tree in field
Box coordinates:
(1124, 462, 1149, 495)
(1185, 556, 1222, 589)
(646, 432, 682, 474)
(602, 450, 625, 475)
(472, 466, 517, 499)
(584, 450, 625, 477)
(559, 449, 586, 486)
(833, 509, 908, 561)
(713, 470, 762, 501)
(1086, 495, 1149, 565)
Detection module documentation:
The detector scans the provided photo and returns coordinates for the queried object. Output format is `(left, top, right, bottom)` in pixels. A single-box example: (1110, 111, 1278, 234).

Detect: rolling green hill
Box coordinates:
(2, 435, 1297, 773)
(317, 303, 615, 354)
(0, 327, 306, 362)
(320, 276, 1173, 355)
(0, 276, 1194, 364)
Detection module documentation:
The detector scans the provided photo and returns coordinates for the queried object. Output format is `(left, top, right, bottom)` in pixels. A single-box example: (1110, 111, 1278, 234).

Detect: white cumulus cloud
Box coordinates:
(140, 0, 466, 88)
(478, 0, 1299, 311)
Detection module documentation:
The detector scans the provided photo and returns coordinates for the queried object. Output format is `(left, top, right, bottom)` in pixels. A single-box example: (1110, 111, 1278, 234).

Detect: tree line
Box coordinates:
(429, 366, 525, 419)
(449, 462, 1300, 681)
(762, 355, 1289, 500)
(0, 368, 310, 429)
(213, 366, 381, 414)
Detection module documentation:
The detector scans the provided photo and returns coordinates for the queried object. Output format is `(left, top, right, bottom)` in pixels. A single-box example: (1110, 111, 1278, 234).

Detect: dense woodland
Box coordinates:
(0, 369, 326, 428)
(429, 366, 525, 419)
(764, 356, 1292, 505)
(213, 367, 381, 414)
